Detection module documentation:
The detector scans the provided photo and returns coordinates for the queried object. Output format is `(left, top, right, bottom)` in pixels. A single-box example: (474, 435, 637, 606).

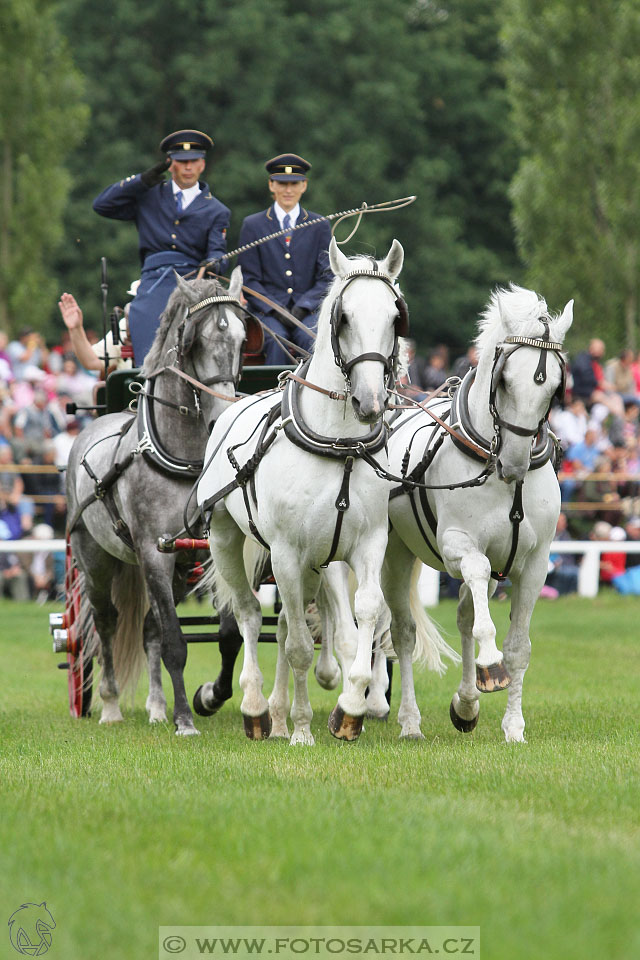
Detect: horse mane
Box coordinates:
(475, 283, 551, 357)
(141, 276, 227, 377)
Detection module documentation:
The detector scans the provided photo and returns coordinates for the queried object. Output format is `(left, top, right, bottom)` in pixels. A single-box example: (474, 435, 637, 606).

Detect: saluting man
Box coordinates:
(238, 154, 332, 365)
(93, 129, 230, 364)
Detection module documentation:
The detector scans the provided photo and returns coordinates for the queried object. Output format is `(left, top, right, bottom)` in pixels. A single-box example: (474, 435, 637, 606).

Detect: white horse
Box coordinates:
(374, 284, 573, 741)
(197, 238, 433, 744)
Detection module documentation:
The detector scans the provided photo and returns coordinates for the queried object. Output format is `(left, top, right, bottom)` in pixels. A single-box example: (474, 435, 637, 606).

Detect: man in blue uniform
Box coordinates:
(238, 154, 332, 365)
(93, 129, 230, 364)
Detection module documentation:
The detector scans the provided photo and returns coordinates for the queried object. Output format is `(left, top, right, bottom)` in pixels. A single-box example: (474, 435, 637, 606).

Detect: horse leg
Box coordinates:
(315, 563, 357, 693)
(193, 605, 243, 717)
(442, 532, 510, 692)
(500, 552, 547, 742)
(365, 607, 392, 720)
(210, 511, 269, 738)
(329, 536, 386, 740)
(381, 537, 423, 739)
(268, 609, 291, 738)
(143, 608, 167, 723)
(71, 533, 123, 723)
(449, 580, 496, 732)
(273, 557, 320, 745)
(140, 553, 199, 736)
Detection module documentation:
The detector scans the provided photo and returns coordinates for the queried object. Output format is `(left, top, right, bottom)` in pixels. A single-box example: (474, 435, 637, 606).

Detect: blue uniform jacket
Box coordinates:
(238, 206, 332, 316)
(93, 173, 230, 266)
(93, 174, 230, 364)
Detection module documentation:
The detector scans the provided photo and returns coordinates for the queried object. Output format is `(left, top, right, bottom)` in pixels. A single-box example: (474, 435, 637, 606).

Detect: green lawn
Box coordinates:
(1, 593, 638, 960)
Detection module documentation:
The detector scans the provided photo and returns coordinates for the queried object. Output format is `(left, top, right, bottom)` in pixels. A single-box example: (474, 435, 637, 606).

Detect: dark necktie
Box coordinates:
(283, 213, 291, 232)
(175, 190, 184, 213)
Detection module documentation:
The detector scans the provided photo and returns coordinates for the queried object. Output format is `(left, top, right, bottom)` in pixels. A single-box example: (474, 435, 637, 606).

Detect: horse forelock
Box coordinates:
(316, 253, 403, 347)
(141, 277, 228, 376)
(475, 283, 554, 357)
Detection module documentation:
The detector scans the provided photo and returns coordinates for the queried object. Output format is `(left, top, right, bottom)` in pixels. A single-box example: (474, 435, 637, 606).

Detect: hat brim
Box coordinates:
(169, 149, 206, 160)
(269, 173, 308, 182)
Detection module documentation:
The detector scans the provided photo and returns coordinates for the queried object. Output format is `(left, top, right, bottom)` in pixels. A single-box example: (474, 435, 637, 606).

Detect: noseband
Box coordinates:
(489, 317, 566, 447)
(330, 268, 409, 387)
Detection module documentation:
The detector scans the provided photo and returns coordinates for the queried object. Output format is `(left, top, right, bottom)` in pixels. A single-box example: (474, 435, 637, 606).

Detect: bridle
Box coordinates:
(176, 294, 264, 392)
(330, 267, 409, 388)
(488, 317, 566, 454)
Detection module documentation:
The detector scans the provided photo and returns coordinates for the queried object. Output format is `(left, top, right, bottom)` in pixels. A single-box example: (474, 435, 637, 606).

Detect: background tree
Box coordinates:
(55, 0, 520, 353)
(0, 0, 88, 336)
(502, 0, 640, 352)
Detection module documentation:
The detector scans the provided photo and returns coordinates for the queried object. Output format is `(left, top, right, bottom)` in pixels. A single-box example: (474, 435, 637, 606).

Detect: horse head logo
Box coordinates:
(8, 903, 56, 956)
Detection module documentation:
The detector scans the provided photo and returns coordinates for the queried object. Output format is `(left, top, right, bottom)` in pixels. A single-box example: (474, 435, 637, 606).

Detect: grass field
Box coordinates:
(1, 592, 638, 960)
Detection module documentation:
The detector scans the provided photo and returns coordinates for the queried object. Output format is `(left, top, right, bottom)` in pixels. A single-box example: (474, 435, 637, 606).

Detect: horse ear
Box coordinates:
(381, 239, 404, 280)
(329, 237, 351, 277)
(228, 265, 243, 301)
(174, 272, 193, 299)
(555, 299, 574, 340)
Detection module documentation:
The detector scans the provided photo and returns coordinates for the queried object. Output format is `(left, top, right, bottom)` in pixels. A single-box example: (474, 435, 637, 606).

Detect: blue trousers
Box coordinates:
(129, 252, 199, 365)
(261, 310, 317, 366)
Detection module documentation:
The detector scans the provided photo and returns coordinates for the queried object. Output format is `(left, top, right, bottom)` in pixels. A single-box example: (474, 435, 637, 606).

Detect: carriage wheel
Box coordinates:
(63, 538, 93, 718)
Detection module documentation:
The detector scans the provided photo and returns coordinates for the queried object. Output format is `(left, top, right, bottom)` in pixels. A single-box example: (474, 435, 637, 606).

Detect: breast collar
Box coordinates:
(280, 359, 388, 460)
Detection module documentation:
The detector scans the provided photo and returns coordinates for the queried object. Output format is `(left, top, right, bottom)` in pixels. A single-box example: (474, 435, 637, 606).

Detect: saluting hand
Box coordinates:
(141, 157, 171, 187)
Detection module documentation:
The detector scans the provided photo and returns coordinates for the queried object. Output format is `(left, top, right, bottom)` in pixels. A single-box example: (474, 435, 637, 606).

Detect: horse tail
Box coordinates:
(243, 539, 270, 590)
(109, 563, 148, 702)
(410, 559, 461, 673)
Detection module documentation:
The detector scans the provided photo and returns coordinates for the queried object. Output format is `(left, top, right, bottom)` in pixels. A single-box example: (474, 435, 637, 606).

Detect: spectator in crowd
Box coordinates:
(0, 443, 34, 536)
(623, 516, 640, 568)
(6, 328, 47, 380)
(605, 349, 640, 406)
(422, 347, 449, 392)
(569, 338, 625, 421)
(550, 398, 589, 452)
(451, 344, 479, 380)
(29, 522, 57, 604)
(544, 512, 581, 596)
(561, 427, 604, 501)
(0, 518, 30, 600)
(591, 520, 627, 585)
(12, 388, 58, 458)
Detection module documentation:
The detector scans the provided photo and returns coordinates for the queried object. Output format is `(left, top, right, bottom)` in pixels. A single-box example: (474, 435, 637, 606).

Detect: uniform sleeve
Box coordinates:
(238, 218, 273, 311)
(295, 219, 333, 313)
(92, 174, 149, 220)
(205, 205, 231, 269)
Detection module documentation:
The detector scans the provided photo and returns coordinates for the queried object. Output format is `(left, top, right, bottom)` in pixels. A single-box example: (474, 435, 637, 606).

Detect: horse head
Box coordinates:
(143, 267, 255, 432)
(327, 238, 407, 424)
(481, 285, 573, 483)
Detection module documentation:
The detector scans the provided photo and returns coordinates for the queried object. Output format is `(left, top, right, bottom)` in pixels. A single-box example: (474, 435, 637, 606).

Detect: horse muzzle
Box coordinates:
(351, 390, 386, 424)
(496, 456, 528, 484)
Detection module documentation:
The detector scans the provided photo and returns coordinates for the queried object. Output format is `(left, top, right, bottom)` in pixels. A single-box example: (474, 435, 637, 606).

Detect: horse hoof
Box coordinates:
(328, 706, 363, 741)
(243, 710, 272, 740)
(476, 660, 511, 692)
(450, 697, 479, 733)
(193, 684, 226, 717)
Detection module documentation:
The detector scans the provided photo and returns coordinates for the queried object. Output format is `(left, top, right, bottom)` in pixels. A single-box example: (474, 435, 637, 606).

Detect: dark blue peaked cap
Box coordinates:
(265, 153, 311, 181)
(160, 129, 213, 160)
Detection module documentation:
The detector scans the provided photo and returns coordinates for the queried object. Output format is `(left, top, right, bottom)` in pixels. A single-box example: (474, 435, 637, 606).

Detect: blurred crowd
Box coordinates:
(2, 320, 640, 600)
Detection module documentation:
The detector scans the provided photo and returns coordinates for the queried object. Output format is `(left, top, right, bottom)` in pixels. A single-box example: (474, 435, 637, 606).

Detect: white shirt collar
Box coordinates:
(274, 202, 300, 229)
(172, 180, 201, 209)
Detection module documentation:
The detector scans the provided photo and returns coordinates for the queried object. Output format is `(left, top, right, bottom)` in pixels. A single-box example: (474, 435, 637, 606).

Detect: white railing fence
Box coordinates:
(2, 539, 640, 604)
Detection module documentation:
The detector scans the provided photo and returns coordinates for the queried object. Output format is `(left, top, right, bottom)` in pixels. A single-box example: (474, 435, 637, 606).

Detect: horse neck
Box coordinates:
(467, 346, 496, 438)
(149, 368, 207, 449)
(302, 340, 369, 438)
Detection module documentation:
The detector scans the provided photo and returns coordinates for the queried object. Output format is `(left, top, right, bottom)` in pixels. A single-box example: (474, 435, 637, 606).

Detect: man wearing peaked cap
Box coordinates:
(238, 153, 332, 365)
(93, 128, 230, 364)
